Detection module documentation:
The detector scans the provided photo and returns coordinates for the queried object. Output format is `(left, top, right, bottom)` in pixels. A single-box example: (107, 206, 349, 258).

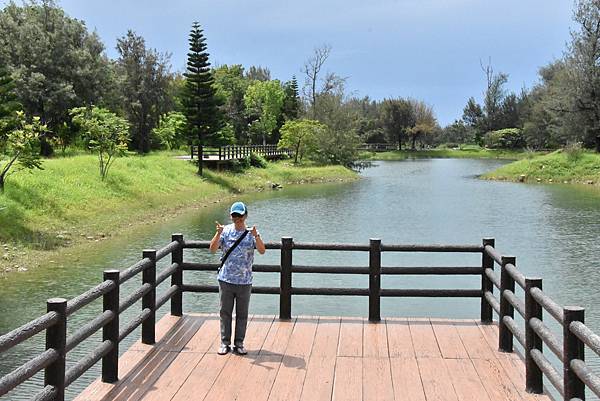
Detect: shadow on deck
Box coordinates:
(77, 314, 551, 401)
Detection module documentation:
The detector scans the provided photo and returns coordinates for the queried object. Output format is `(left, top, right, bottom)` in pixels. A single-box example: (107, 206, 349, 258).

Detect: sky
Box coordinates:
(2, 0, 574, 126)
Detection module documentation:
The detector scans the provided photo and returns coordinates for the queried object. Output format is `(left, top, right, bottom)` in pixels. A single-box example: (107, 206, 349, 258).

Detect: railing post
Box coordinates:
(218, 147, 222, 160)
(499, 255, 516, 352)
(280, 237, 293, 320)
(45, 298, 67, 401)
(171, 234, 184, 316)
(102, 270, 120, 383)
(142, 249, 157, 344)
(481, 238, 495, 323)
(369, 238, 381, 322)
(564, 306, 585, 401)
(525, 277, 543, 393)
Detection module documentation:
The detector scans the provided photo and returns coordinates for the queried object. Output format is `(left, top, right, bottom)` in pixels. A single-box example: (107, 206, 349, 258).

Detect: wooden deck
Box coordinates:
(76, 314, 552, 401)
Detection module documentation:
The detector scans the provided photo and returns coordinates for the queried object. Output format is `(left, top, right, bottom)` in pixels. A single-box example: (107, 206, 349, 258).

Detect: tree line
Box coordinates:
(0, 0, 439, 183)
(2, 0, 598, 190)
(439, 0, 600, 152)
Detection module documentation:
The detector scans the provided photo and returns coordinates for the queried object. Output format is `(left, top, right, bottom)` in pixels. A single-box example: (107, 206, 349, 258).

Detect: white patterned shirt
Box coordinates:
(217, 224, 256, 285)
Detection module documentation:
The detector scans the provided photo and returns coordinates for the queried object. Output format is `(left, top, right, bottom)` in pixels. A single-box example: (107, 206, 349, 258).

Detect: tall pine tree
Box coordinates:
(273, 76, 300, 143)
(182, 22, 220, 175)
(282, 76, 300, 120)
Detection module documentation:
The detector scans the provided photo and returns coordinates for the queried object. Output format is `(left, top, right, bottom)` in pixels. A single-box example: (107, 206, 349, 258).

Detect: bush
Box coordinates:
(249, 153, 268, 168)
(229, 156, 251, 172)
(484, 128, 525, 149)
(563, 141, 584, 162)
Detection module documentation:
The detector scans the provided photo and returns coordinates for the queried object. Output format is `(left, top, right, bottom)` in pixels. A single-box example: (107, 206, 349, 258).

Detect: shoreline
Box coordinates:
(364, 149, 600, 188)
(480, 150, 600, 187)
(482, 175, 600, 186)
(359, 148, 544, 161)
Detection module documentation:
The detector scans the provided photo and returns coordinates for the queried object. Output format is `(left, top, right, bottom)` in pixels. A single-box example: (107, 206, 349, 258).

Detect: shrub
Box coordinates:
(483, 128, 525, 149)
(249, 153, 268, 168)
(230, 156, 251, 172)
(563, 141, 584, 162)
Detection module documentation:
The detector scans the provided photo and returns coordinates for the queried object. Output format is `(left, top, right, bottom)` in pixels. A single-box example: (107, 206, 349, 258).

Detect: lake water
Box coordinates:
(2, 158, 600, 400)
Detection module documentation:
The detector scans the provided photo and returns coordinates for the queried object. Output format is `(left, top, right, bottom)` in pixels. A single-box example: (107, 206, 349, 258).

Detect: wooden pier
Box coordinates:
(76, 314, 550, 401)
(2, 236, 600, 401)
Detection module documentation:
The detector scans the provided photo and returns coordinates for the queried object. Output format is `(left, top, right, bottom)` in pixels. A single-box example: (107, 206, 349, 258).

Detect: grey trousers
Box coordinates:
(218, 280, 252, 347)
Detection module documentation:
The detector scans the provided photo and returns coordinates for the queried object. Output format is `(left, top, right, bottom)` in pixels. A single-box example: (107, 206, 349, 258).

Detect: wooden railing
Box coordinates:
(190, 144, 292, 160)
(0, 235, 184, 401)
(481, 243, 600, 400)
(183, 238, 484, 322)
(1, 235, 599, 400)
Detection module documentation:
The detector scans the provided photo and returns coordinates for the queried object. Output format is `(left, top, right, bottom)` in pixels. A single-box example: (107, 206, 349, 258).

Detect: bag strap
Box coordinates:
(219, 229, 249, 270)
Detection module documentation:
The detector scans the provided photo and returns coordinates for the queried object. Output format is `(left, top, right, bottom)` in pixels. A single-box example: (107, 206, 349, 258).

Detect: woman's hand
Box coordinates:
(251, 225, 266, 254)
(210, 221, 224, 253)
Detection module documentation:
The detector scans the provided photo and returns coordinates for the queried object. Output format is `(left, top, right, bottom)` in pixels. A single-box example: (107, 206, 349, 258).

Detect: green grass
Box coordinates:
(482, 150, 600, 184)
(0, 153, 356, 267)
(204, 161, 356, 193)
(0, 153, 226, 249)
(360, 147, 544, 161)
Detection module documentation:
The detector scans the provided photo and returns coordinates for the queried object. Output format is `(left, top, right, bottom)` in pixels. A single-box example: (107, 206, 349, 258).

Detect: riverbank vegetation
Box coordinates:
(482, 148, 600, 185)
(0, 152, 356, 274)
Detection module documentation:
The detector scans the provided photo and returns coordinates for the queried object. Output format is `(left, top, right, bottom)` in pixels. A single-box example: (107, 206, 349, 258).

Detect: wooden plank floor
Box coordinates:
(76, 314, 553, 401)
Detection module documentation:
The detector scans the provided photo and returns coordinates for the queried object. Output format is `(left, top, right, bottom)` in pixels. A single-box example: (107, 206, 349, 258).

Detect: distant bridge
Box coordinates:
(358, 143, 398, 152)
(189, 144, 293, 162)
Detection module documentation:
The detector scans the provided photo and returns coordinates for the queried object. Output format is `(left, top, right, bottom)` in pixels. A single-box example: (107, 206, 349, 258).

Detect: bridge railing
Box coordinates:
(1, 235, 599, 401)
(190, 144, 292, 160)
(482, 243, 600, 400)
(182, 238, 485, 322)
(0, 235, 184, 401)
(358, 143, 398, 151)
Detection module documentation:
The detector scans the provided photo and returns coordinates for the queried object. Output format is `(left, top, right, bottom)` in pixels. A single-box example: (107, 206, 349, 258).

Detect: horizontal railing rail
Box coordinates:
(1, 234, 599, 401)
(183, 240, 483, 253)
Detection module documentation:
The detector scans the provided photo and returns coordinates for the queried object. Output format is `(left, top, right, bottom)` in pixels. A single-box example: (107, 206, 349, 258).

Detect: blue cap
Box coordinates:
(230, 201, 247, 215)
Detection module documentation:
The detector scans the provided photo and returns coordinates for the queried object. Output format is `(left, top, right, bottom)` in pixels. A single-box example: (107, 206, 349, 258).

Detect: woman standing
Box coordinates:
(209, 201, 266, 355)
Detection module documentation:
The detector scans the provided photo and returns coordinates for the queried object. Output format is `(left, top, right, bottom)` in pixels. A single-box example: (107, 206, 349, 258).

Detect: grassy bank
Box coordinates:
(0, 152, 357, 274)
(360, 147, 545, 160)
(482, 150, 600, 184)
